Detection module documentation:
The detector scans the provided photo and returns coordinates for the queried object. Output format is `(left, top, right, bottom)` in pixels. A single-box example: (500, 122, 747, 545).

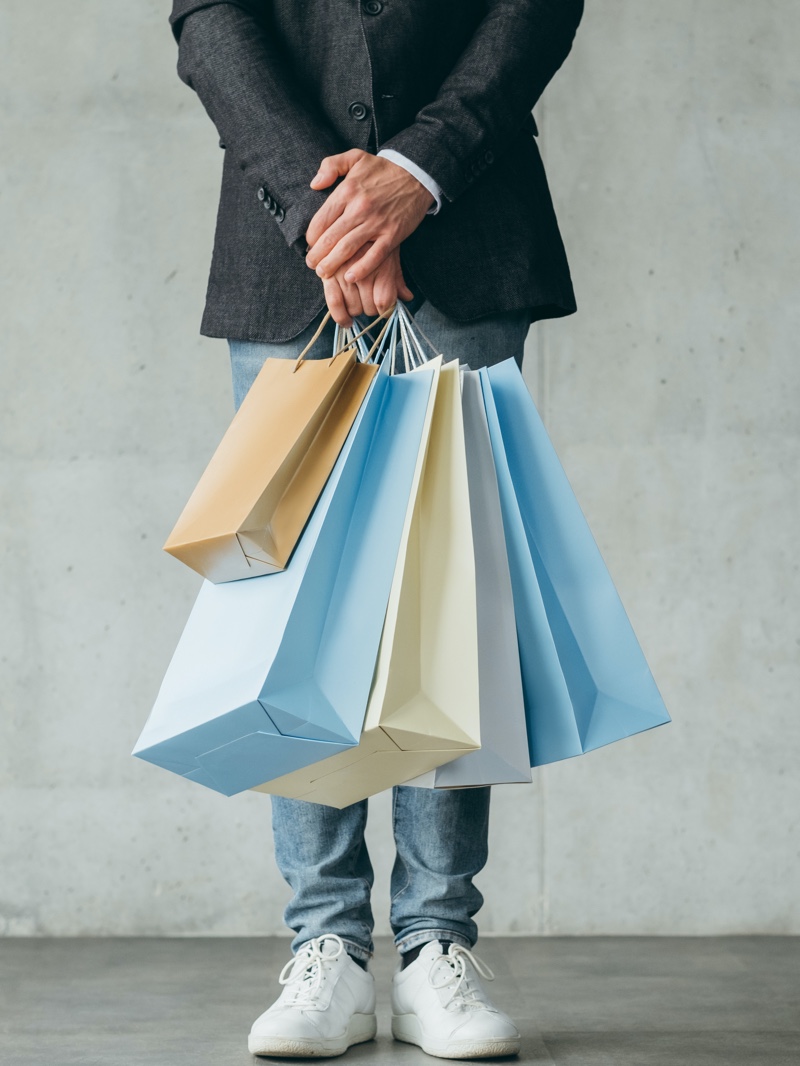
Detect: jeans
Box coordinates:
(229, 297, 529, 962)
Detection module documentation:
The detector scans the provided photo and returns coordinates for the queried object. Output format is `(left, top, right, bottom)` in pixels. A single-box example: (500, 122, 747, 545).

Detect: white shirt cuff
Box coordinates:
(378, 149, 443, 215)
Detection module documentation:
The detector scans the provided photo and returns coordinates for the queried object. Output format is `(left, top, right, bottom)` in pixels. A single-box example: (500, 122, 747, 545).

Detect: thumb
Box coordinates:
(310, 149, 364, 190)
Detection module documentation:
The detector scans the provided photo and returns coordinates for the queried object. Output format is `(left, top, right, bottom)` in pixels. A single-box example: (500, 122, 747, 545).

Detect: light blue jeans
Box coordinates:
(229, 296, 529, 963)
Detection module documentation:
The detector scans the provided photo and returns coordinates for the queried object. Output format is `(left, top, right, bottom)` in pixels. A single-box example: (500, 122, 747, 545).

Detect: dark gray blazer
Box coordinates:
(170, 0, 583, 342)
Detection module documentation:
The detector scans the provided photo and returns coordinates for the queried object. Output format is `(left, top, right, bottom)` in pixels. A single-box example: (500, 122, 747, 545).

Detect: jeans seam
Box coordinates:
(390, 788, 412, 915)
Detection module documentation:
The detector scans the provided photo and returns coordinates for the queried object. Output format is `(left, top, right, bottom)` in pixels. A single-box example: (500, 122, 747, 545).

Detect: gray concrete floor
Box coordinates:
(0, 937, 798, 1065)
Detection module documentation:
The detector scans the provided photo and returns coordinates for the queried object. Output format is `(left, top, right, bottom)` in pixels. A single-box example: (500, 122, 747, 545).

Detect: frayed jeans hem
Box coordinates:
(394, 928, 474, 955)
(339, 937, 372, 963)
(295, 936, 372, 963)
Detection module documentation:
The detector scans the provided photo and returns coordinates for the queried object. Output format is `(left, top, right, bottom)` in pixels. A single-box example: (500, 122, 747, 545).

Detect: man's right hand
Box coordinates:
(306, 150, 433, 284)
(322, 244, 413, 328)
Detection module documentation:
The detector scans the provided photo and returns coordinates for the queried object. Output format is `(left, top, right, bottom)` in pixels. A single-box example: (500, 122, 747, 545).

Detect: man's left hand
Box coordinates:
(305, 150, 433, 283)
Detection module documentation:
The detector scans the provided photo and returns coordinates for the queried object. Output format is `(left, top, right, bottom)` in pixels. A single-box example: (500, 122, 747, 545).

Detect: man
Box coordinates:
(169, 0, 583, 1058)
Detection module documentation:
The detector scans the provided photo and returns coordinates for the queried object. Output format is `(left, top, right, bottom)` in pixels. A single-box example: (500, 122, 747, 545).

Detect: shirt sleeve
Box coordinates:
(377, 150, 443, 216)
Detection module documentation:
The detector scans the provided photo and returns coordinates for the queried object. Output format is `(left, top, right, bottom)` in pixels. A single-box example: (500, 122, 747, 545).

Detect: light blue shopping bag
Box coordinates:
(480, 358, 671, 767)
(133, 355, 440, 795)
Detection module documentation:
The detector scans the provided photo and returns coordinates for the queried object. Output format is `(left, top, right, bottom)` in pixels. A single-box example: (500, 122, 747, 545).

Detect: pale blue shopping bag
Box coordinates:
(133, 355, 440, 795)
(480, 358, 671, 767)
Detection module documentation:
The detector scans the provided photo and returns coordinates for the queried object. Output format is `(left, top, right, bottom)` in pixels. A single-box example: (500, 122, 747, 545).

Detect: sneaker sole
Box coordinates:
(248, 1013, 377, 1058)
(392, 1013, 521, 1060)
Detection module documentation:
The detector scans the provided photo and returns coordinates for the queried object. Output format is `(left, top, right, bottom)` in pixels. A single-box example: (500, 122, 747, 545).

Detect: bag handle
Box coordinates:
(398, 311, 424, 371)
(397, 302, 443, 363)
(292, 307, 396, 372)
(292, 302, 436, 375)
(292, 310, 332, 371)
(361, 303, 439, 374)
(364, 312, 395, 362)
(366, 310, 403, 371)
(365, 303, 445, 374)
(335, 324, 372, 363)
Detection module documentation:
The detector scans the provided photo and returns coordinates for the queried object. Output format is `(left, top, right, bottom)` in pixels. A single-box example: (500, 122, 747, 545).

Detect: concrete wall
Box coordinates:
(1, 1, 797, 936)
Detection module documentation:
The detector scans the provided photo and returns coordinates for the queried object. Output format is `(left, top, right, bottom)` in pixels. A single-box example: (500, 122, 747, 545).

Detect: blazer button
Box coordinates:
(257, 187, 266, 201)
(348, 101, 369, 121)
(363, 0, 383, 13)
(275, 206, 285, 222)
(484, 150, 494, 165)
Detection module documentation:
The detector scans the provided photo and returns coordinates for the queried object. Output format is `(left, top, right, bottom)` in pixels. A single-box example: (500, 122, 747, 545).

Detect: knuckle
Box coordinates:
(353, 194, 372, 216)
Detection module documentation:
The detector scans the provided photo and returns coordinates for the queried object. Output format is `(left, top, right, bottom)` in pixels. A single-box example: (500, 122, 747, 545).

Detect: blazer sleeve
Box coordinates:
(170, 1, 346, 252)
(379, 0, 584, 204)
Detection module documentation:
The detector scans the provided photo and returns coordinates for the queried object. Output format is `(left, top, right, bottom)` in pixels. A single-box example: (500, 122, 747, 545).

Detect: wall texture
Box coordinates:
(1, 1, 797, 937)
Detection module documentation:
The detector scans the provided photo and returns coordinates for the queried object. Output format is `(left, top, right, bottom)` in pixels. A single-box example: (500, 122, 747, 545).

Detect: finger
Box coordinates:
(309, 190, 388, 270)
(323, 277, 352, 329)
(342, 238, 395, 283)
(306, 194, 348, 254)
(307, 196, 364, 266)
(309, 149, 366, 190)
(395, 264, 414, 302)
(372, 271, 396, 315)
(340, 276, 364, 319)
(356, 277, 378, 317)
(314, 224, 376, 279)
(308, 193, 383, 270)
(306, 207, 354, 269)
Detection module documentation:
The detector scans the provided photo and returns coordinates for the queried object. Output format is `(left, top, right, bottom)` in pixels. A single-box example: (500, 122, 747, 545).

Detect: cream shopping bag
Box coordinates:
(252, 358, 481, 807)
(164, 315, 378, 583)
(408, 368, 532, 789)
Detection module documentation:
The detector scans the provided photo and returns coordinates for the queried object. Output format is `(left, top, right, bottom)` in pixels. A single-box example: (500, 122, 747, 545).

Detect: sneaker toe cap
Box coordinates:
(451, 1008, 520, 1043)
(250, 1007, 322, 1041)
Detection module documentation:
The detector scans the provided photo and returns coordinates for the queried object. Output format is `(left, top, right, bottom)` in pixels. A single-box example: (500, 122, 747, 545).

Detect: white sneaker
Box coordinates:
(248, 934, 377, 1058)
(391, 940, 521, 1060)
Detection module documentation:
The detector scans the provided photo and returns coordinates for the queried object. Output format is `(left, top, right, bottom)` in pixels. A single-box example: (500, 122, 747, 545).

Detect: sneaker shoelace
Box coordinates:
(278, 933, 345, 1007)
(428, 944, 496, 1012)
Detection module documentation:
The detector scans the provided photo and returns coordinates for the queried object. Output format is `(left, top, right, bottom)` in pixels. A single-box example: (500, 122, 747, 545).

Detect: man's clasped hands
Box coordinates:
(304, 150, 434, 327)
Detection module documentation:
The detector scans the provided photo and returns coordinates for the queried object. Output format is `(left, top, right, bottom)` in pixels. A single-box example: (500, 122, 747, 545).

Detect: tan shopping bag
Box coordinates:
(164, 315, 379, 583)
(253, 358, 481, 808)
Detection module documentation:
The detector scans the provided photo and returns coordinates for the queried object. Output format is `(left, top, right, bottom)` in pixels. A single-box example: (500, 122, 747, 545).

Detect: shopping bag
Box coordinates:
(133, 353, 441, 795)
(480, 357, 671, 766)
(408, 368, 531, 789)
(164, 316, 378, 583)
(253, 359, 482, 808)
